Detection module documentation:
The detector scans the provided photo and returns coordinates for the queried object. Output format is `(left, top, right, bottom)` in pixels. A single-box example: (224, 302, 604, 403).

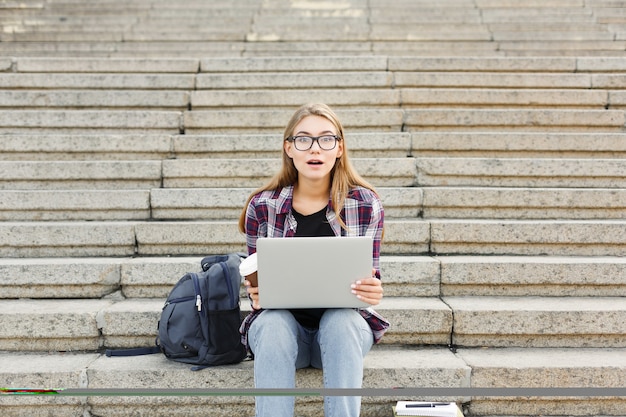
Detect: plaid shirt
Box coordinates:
(239, 185, 390, 349)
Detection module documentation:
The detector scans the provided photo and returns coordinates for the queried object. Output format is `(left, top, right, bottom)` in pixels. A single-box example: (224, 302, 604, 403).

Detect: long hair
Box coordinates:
(238, 103, 377, 233)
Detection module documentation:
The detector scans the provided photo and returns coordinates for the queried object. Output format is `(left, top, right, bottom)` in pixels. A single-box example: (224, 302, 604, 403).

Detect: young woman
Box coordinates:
(238, 103, 389, 417)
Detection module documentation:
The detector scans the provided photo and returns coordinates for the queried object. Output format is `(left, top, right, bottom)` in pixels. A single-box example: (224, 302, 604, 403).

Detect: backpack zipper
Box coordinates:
(191, 273, 202, 312)
(162, 274, 200, 309)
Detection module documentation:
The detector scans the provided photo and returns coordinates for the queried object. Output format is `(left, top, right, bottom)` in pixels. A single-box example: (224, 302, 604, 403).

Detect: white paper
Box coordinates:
(395, 401, 459, 417)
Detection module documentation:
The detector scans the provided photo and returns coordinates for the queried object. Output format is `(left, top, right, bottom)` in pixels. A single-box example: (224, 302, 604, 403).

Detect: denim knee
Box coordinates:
(248, 310, 300, 356)
(318, 309, 373, 356)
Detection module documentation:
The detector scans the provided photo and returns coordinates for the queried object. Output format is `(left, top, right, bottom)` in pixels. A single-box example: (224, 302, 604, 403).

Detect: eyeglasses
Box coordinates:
(286, 135, 340, 151)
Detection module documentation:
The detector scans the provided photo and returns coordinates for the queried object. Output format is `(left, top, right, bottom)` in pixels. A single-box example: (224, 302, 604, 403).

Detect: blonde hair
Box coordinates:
(238, 103, 377, 233)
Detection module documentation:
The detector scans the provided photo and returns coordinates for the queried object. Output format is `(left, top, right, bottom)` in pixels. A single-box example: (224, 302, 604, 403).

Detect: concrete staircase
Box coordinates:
(1, 1, 626, 417)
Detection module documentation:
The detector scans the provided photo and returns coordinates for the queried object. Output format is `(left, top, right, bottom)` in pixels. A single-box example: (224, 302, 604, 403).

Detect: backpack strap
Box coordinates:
(105, 346, 161, 357)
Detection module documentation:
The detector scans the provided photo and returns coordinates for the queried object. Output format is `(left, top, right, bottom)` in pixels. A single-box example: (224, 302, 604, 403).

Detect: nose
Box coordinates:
(309, 138, 322, 151)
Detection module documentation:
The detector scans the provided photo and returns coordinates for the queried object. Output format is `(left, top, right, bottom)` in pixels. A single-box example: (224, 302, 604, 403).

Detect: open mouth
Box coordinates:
(307, 160, 323, 165)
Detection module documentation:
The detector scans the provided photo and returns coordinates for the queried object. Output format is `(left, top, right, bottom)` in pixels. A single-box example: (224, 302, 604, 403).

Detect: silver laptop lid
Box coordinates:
(256, 236, 373, 309)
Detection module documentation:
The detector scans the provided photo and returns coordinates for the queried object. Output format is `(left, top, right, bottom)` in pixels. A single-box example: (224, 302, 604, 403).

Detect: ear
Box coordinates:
(336, 139, 344, 158)
(284, 139, 294, 158)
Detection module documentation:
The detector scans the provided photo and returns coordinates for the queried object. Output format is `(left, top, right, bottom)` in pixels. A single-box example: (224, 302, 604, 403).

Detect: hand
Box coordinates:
(244, 280, 261, 310)
(351, 269, 383, 306)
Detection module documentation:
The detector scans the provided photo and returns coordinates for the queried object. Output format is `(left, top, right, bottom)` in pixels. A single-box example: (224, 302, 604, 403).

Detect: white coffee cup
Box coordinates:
(239, 253, 258, 287)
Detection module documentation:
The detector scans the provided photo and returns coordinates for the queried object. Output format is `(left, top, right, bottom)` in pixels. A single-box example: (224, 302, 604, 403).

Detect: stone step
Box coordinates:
(448, 296, 626, 348)
(0, 295, 624, 351)
(422, 187, 626, 219)
(411, 132, 626, 158)
(0, 219, 429, 257)
(0, 134, 173, 161)
(2, 87, 619, 112)
(9, 57, 200, 72)
(1, 255, 623, 300)
(188, 87, 609, 110)
(430, 219, 626, 256)
(0, 41, 245, 57)
(4, 20, 250, 35)
(18, 86, 611, 111)
(0, 160, 164, 190)
(2, 132, 625, 160)
(0, 90, 190, 110)
(196, 54, 625, 73)
(192, 68, 624, 91)
(1, 347, 624, 417)
(381, 41, 626, 57)
(403, 108, 626, 132)
(498, 41, 626, 56)
(0, 73, 196, 89)
(0, 132, 411, 160)
(3, 41, 626, 58)
(5, 157, 621, 190)
(0, 219, 624, 258)
(487, 22, 611, 32)
(200, 56, 388, 72)
(190, 89, 401, 110)
(0, 190, 151, 221)
(0, 110, 182, 134)
(440, 255, 626, 297)
(8, 55, 624, 79)
(415, 157, 626, 188)
(493, 30, 615, 42)
(162, 157, 416, 188)
(184, 108, 626, 134)
(0, 346, 461, 417)
(458, 346, 626, 417)
(0, 109, 409, 134)
(2, 29, 248, 43)
(399, 88, 608, 108)
(393, 71, 605, 88)
(194, 71, 393, 89)
(150, 186, 626, 220)
(2, 108, 625, 133)
(0, 297, 450, 351)
(0, 255, 441, 299)
(1, 186, 623, 221)
(0, 157, 415, 189)
(368, 24, 492, 42)
(0, 187, 421, 221)
(171, 132, 412, 159)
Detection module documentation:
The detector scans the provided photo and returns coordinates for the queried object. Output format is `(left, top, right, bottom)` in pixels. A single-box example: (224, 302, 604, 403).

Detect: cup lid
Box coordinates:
(239, 252, 257, 276)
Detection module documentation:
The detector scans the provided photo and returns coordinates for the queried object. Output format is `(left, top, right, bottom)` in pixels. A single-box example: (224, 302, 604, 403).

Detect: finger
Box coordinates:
(353, 279, 383, 294)
(354, 292, 381, 306)
(352, 286, 383, 302)
(355, 277, 382, 286)
(248, 292, 261, 310)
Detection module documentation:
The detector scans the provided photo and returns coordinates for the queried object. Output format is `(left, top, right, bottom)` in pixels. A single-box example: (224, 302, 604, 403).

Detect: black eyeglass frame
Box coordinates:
(285, 135, 341, 151)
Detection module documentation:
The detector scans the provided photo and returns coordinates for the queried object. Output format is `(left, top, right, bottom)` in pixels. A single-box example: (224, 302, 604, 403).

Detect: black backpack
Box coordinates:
(106, 253, 248, 370)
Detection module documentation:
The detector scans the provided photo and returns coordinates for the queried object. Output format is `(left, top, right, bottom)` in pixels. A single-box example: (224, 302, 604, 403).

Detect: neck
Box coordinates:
(295, 177, 330, 199)
(292, 179, 331, 215)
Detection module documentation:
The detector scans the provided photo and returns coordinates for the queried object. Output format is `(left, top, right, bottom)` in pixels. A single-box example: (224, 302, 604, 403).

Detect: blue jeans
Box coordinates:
(247, 308, 374, 417)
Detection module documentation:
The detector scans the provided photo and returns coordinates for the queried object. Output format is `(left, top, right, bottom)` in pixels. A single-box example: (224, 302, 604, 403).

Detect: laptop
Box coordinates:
(256, 236, 373, 309)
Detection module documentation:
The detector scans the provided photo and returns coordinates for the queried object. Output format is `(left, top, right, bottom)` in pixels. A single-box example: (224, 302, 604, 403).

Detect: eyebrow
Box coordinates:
(294, 130, 335, 136)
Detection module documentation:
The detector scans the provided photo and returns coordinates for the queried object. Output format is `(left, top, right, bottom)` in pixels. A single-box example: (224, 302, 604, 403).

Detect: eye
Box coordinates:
(295, 136, 313, 144)
(319, 135, 336, 144)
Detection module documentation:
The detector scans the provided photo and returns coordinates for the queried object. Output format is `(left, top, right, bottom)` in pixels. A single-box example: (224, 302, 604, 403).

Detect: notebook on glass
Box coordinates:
(256, 236, 373, 309)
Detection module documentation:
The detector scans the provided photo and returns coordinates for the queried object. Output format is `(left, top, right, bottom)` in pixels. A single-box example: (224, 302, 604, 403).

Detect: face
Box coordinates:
(284, 115, 344, 183)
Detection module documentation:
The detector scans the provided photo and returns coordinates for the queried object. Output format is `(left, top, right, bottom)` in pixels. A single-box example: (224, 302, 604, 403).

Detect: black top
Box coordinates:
(289, 205, 333, 328)
(292, 205, 334, 237)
